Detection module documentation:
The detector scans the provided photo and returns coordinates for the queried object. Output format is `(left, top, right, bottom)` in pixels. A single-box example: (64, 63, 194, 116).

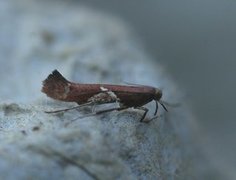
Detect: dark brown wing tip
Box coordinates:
(41, 70, 69, 100)
(44, 69, 66, 82)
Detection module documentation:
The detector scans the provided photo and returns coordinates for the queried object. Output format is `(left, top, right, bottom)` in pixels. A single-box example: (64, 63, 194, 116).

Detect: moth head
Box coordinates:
(154, 88, 162, 101)
(153, 88, 168, 115)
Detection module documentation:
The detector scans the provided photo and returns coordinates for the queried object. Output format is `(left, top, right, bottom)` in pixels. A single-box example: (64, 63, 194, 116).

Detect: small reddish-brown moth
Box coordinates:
(42, 70, 167, 122)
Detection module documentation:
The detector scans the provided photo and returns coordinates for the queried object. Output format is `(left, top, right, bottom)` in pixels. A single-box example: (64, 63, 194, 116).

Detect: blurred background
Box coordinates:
(1, 0, 235, 178)
(74, 0, 236, 179)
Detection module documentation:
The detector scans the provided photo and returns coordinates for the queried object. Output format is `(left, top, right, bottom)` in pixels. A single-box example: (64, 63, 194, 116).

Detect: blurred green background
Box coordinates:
(75, 0, 236, 179)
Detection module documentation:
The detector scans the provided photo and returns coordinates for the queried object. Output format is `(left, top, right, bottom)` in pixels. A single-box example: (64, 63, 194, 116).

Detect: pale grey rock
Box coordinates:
(0, 0, 206, 179)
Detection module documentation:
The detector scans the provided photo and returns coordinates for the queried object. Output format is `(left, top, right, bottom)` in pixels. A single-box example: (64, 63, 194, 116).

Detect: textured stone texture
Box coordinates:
(0, 0, 206, 179)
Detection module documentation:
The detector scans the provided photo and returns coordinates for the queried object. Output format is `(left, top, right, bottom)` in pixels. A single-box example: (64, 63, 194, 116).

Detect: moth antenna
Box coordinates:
(160, 101, 168, 112)
(42, 70, 70, 101)
(160, 100, 181, 107)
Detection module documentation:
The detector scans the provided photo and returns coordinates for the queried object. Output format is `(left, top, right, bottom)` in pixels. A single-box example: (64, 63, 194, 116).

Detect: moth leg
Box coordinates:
(86, 90, 120, 113)
(45, 102, 93, 113)
(64, 106, 128, 127)
(91, 104, 96, 113)
(95, 106, 128, 115)
(75, 102, 97, 114)
(154, 100, 159, 115)
(134, 107, 149, 122)
(148, 114, 163, 122)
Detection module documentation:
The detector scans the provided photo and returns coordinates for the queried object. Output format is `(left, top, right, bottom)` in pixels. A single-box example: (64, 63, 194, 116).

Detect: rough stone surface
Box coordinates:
(0, 0, 208, 179)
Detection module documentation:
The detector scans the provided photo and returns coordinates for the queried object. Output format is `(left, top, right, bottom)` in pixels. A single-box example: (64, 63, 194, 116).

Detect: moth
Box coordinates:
(42, 70, 167, 122)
